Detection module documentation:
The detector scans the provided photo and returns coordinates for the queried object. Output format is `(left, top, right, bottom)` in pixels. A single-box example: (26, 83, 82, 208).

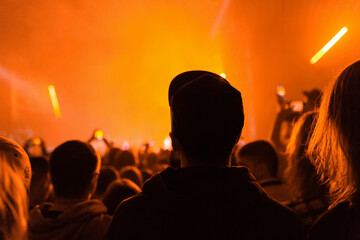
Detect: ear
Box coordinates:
(169, 132, 181, 152)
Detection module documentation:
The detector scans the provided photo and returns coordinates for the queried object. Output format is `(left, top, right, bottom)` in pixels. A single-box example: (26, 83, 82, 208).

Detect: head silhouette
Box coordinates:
(50, 140, 100, 199)
(168, 71, 244, 165)
(237, 140, 278, 181)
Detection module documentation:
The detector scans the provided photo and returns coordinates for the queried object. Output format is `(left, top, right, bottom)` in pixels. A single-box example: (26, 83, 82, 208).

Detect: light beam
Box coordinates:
(310, 27, 348, 64)
(48, 85, 61, 118)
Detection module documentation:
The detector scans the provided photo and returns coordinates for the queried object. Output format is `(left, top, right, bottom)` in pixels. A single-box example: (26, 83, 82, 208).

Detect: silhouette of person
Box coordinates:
(107, 71, 304, 240)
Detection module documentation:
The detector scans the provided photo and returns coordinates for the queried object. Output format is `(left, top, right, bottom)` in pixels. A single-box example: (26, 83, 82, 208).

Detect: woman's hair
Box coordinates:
(0, 152, 28, 240)
(285, 111, 327, 200)
(308, 60, 360, 206)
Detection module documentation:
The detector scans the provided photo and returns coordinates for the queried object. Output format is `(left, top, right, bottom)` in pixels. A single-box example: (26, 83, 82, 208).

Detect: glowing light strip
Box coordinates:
(48, 85, 61, 117)
(310, 27, 348, 64)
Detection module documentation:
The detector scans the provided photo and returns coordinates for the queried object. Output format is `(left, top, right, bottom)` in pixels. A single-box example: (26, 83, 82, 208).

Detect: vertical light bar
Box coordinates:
(48, 85, 61, 118)
(310, 27, 348, 64)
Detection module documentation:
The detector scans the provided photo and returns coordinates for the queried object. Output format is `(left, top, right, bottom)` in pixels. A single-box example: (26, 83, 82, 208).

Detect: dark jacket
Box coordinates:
(29, 199, 112, 240)
(107, 166, 305, 240)
(287, 196, 329, 229)
(307, 201, 360, 240)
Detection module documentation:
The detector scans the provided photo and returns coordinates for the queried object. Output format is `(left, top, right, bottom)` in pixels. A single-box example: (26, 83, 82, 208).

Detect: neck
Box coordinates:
(180, 152, 229, 168)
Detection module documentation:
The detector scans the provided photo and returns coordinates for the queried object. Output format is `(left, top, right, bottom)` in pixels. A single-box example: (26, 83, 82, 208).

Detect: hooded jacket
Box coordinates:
(107, 166, 304, 240)
(29, 199, 112, 240)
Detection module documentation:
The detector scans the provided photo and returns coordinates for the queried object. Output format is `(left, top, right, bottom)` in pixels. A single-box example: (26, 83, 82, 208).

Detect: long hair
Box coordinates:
(285, 111, 327, 200)
(307, 60, 360, 207)
(0, 152, 28, 240)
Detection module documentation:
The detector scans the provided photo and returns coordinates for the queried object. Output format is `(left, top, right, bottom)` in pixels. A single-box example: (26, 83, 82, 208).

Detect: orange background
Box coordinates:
(0, 0, 359, 148)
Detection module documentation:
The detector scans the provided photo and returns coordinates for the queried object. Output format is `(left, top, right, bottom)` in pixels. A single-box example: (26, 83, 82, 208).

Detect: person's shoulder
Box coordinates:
(106, 192, 161, 240)
(117, 192, 150, 209)
(227, 167, 305, 239)
(306, 201, 359, 240)
(253, 194, 306, 240)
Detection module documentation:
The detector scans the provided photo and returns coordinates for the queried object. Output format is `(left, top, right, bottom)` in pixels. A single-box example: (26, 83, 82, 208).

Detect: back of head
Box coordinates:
(119, 165, 143, 187)
(303, 89, 322, 111)
(0, 152, 28, 240)
(30, 157, 49, 185)
(237, 140, 279, 180)
(0, 136, 31, 189)
(308, 60, 360, 205)
(95, 166, 119, 198)
(50, 140, 99, 199)
(169, 71, 244, 164)
(29, 157, 51, 208)
(102, 179, 141, 215)
(104, 147, 122, 166)
(114, 150, 136, 171)
(146, 152, 158, 169)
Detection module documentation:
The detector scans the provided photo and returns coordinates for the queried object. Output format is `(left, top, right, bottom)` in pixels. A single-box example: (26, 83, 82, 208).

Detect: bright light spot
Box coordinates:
(220, 73, 226, 79)
(32, 138, 41, 145)
(163, 137, 172, 150)
(122, 141, 129, 150)
(94, 130, 104, 140)
(310, 27, 348, 64)
(48, 85, 61, 118)
(276, 85, 286, 97)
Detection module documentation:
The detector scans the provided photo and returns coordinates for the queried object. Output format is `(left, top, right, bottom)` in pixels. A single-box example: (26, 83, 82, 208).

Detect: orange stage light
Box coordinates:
(32, 138, 41, 145)
(95, 130, 104, 140)
(310, 27, 348, 64)
(276, 85, 286, 97)
(220, 73, 226, 79)
(48, 85, 61, 118)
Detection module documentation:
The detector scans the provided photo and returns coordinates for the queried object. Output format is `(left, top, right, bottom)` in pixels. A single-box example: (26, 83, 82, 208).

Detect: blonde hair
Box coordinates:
(0, 152, 28, 240)
(285, 111, 327, 200)
(308, 60, 360, 207)
(0, 136, 31, 189)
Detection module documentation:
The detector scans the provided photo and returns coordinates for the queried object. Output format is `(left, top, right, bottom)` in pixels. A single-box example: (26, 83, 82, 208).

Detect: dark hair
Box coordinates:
(95, 166, 119, 197)
(30, 157, 48, 183)
(102, 179, 141, 215)
(103, 147, 121, 166)
(114, 150, 136, 171)
(237, 140, 279, 178)
(50, 140, 99, 198)
(29, 157, 50, 208)
(169, 71, 244, 164)
(119, 166, 143, 187)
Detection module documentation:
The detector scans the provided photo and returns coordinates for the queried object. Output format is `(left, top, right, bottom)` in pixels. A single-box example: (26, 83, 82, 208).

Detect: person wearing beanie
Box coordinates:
(107, 71, 304, 240)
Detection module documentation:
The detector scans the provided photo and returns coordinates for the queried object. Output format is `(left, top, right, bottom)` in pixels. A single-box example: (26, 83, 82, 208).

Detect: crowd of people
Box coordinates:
(1, 60, 360, 239)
